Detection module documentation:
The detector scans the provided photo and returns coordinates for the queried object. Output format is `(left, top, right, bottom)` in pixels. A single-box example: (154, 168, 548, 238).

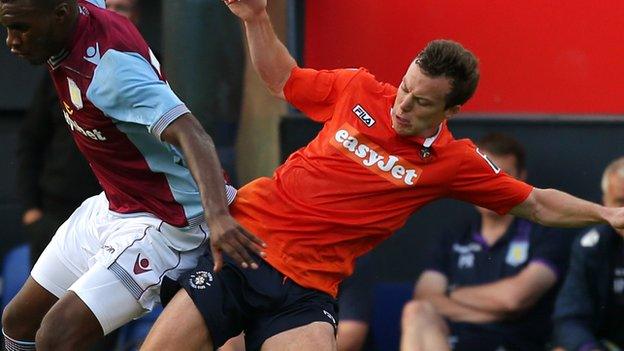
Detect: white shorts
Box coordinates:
(31, 192, 209, 334)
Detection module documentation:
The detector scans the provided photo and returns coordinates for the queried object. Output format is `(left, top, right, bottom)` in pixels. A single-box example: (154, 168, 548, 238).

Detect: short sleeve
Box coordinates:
(529, 226, 575, 279)
(86, 50, 190, 140)
(283, 67, 361, 123)
(84, 0, 105, 8)
(449, 144, 533, 215)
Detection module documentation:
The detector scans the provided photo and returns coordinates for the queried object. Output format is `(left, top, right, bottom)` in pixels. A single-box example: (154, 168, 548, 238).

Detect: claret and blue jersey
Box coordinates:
(46, 0, 235, 228)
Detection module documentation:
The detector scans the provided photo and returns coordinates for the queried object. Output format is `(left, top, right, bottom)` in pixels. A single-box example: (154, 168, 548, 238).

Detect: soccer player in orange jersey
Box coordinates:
(141, 1, 624, 350)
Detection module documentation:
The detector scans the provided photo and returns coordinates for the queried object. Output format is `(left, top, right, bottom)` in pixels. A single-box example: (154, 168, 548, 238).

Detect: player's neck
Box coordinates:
(480, 214, 514, 245)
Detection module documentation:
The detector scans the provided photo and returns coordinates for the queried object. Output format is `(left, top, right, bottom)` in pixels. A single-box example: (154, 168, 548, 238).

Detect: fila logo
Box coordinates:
(330, 123, 422, 187)
(133, 253, 152, 275)
(84, 42, 101, 65)
(352, 104, 376, 127)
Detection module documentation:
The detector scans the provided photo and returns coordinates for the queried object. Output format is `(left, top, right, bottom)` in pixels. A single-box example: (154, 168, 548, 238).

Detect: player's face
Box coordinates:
(391, 60, 460, 137)
(0, 1, 62, 65)
(604, 174, 624, 208)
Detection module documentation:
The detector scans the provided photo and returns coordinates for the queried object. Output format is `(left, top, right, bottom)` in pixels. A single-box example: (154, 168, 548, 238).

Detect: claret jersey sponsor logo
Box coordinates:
(330, 123, 422, 187)
(62, 101, 107, 141)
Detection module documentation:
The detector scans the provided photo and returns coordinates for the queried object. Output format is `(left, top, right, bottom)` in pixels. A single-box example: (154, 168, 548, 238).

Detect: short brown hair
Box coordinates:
(415, 39, 480, 108)
(476, 133, 526, 172)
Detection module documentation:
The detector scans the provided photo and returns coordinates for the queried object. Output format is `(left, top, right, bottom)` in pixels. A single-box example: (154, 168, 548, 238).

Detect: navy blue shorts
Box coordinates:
(171, 253, 339, 351)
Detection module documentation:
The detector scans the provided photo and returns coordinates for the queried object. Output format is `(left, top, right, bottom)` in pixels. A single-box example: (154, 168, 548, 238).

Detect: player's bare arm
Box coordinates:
(160, 114, 265, 271)
(511, 188, 624, 229)
(449, 262, 557, 314)
(224, 0, 297, 99)
(415, 271, 505, 323)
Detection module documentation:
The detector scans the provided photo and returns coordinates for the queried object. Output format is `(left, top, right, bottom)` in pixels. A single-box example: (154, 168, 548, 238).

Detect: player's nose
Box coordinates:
(6, 29, 22, 51)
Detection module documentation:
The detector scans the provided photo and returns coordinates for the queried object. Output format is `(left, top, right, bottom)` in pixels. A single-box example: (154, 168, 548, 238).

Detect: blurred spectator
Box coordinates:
(337, 256, 375, 351)
(552, 157, 624, 351)
(401, 133, 573, 351)
(106, 0, 139, 23)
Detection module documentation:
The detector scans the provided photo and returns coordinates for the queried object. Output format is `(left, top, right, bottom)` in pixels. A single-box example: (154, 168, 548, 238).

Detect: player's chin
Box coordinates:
(16, 53, 46, 65)
(26, 56, 48, 65)
(392, 125, 415, 137)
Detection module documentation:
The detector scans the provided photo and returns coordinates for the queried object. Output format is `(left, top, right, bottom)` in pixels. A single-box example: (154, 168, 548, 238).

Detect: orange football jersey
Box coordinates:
(230, 67, 533, 297)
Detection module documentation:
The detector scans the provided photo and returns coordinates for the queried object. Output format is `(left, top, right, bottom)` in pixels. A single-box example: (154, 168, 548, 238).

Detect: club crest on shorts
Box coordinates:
(133, 253, 152, 275)
(189, 271, 213, 289)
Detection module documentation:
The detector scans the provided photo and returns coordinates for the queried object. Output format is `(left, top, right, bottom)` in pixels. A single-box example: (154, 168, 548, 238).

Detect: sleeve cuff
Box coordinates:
(150, 104, 191, 140)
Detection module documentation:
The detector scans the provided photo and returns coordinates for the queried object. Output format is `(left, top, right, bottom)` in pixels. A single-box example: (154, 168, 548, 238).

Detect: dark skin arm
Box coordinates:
(161, 113, 266, 271)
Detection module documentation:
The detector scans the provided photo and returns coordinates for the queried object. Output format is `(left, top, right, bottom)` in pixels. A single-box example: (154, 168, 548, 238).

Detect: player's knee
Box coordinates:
(401, 300, 436, 328)
(2, 299, 36, 339)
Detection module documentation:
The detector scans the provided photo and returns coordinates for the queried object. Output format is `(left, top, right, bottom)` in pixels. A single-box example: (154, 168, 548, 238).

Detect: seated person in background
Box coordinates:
(336, 255, 375, 351)
(401, 133, 573, 351)
(552, 157, 624, 351)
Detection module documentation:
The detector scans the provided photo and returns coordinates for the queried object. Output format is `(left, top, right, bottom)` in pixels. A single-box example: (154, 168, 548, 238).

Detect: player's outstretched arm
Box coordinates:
(161, 114, 265, 271)
(224, 0, 297, 99)
(510, 188, 624, 229)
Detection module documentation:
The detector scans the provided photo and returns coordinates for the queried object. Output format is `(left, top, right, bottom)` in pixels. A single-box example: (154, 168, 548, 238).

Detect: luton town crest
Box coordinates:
(189, 271, 213, 289)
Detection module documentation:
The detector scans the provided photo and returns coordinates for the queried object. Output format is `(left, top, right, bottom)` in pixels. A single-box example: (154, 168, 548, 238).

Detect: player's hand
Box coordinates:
(609, 207, 624, 235)
(207, 213, 266, 272)
(223, 0, 267, 21)
(22, 208, 43, 225)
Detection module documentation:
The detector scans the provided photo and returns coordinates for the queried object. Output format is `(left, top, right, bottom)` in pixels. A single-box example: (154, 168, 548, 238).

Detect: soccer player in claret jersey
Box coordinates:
(140, 0, 624, 350)
(0, 0, 266, 350)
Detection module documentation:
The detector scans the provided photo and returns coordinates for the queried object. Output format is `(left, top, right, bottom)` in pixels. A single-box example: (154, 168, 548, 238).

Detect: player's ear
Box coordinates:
(53, 1, 71, 23)
(445, 105, 460, 118)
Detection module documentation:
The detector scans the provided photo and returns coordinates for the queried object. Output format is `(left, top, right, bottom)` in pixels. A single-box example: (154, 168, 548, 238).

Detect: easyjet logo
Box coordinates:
(330, 123, 421, 186)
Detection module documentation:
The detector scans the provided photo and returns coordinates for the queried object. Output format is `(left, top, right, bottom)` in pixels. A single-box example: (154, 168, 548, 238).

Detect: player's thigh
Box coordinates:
(67, 263, 145, 336)
(141, 289, 212, 351)
(28, 192, 108, 300)
(261, 321, 336, 351)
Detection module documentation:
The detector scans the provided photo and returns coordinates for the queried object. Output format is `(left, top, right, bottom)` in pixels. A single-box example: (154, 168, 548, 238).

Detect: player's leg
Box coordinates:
(1, 277, 58, 349)
(261, 322, 336, 351)
(35, 262, 145, 350)
(336, 320, 369, 351)
(219, 333, 245, 351)
(140, 289, 212, 351)
(2, 203, 89, 350)
(400, 300, 450, 351)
